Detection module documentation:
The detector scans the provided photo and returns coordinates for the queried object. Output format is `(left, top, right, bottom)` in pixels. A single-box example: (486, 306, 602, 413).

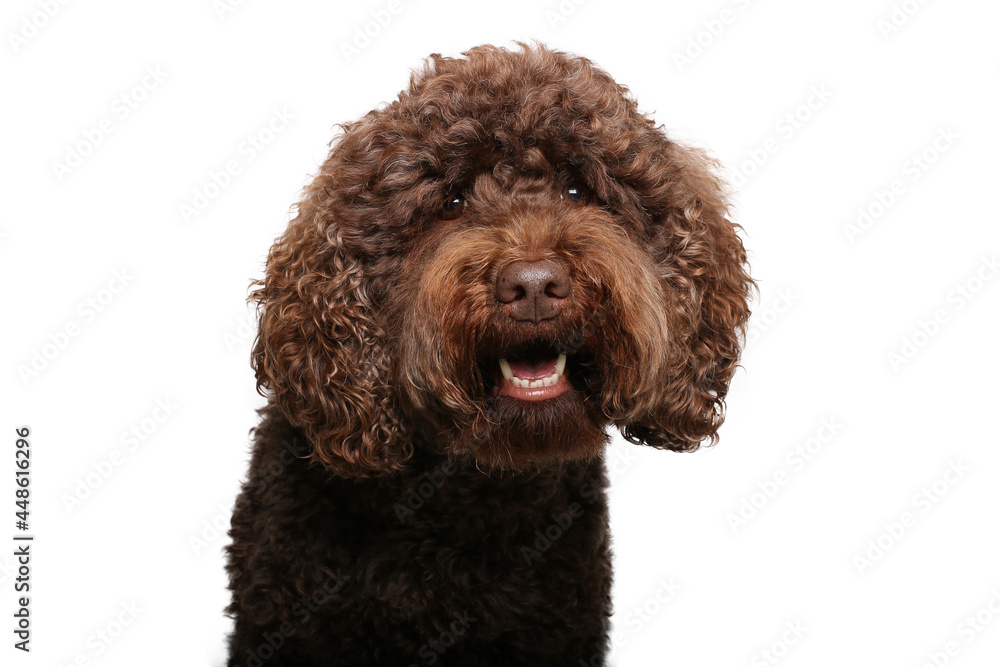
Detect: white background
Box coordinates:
(2, 0, 999, 665)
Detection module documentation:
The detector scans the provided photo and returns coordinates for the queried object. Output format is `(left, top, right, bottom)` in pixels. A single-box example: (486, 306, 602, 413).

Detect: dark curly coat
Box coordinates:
(226, 44, 752, 666)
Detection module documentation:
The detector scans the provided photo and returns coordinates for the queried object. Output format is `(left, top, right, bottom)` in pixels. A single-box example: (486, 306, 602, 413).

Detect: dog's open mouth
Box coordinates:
(495, 350, 569, 401)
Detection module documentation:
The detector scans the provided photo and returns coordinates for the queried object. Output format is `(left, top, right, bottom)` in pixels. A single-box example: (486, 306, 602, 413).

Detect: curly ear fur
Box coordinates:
(619, 139, 753, 451)
(251, 179, 410, 477)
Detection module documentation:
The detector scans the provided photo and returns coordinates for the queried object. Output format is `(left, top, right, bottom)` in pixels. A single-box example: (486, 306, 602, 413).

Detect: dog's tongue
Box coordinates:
(506, 355, 559, 380)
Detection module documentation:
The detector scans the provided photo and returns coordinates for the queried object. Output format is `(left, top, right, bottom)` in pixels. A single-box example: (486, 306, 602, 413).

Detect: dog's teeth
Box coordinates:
(501, 353, 568, 389)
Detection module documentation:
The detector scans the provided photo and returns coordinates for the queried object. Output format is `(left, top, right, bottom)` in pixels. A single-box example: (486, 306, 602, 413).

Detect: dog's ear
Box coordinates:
(620, 140, 754, 452)
(251, 182, 411, 477)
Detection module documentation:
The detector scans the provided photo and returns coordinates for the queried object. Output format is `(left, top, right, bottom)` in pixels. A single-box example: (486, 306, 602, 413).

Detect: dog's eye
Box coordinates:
(563, 183, 589, 204)
(438, 193, 466, 221)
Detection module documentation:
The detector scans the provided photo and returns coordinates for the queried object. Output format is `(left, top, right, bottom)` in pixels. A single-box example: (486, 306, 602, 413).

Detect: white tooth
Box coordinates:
(512, 377, 525, 388)
(529, 379, 543, 388)
(555, 354, 566, 376)
(542, 375, 556, 387)
(499, 359, 513, 381)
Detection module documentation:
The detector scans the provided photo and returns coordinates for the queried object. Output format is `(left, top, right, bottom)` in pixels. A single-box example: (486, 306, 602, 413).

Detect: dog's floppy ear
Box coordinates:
(251, 176, 411, 477)
(621, 139, 754, 451)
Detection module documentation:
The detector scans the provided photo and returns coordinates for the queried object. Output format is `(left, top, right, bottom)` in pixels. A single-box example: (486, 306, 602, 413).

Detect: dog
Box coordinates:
(226, 43, 752, 666)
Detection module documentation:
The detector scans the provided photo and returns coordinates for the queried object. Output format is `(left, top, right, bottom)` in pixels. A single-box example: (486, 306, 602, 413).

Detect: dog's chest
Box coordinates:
(304, 457, 611, 644)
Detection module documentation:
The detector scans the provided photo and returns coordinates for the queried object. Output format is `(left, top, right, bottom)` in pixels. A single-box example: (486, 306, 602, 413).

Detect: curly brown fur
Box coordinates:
(228, 43, 752, 666)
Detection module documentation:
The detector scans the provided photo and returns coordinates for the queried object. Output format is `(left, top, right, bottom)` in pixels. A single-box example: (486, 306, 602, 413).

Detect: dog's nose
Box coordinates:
(494, 259, 571, 322)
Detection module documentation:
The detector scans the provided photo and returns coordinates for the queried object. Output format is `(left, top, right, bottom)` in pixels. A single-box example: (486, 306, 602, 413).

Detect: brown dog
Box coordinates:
(227, 43, 752, 666)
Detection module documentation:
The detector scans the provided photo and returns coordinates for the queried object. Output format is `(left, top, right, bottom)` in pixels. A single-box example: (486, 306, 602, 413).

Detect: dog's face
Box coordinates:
(252, 45, 753, 476)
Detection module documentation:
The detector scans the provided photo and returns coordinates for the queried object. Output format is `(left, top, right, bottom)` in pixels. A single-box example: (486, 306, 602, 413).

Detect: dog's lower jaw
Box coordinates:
(226, 407, 612, 667)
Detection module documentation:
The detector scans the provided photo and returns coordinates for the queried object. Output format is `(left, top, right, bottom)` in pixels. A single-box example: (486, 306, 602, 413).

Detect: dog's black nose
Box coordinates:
(494, 259, 571, 322)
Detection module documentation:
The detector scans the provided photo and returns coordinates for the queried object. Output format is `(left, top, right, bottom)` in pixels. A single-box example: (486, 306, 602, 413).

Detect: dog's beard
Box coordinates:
(458, 381, 609, 468)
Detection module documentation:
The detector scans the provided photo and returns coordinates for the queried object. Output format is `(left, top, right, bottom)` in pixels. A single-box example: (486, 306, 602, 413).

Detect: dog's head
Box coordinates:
(252, 44, 753, 476)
